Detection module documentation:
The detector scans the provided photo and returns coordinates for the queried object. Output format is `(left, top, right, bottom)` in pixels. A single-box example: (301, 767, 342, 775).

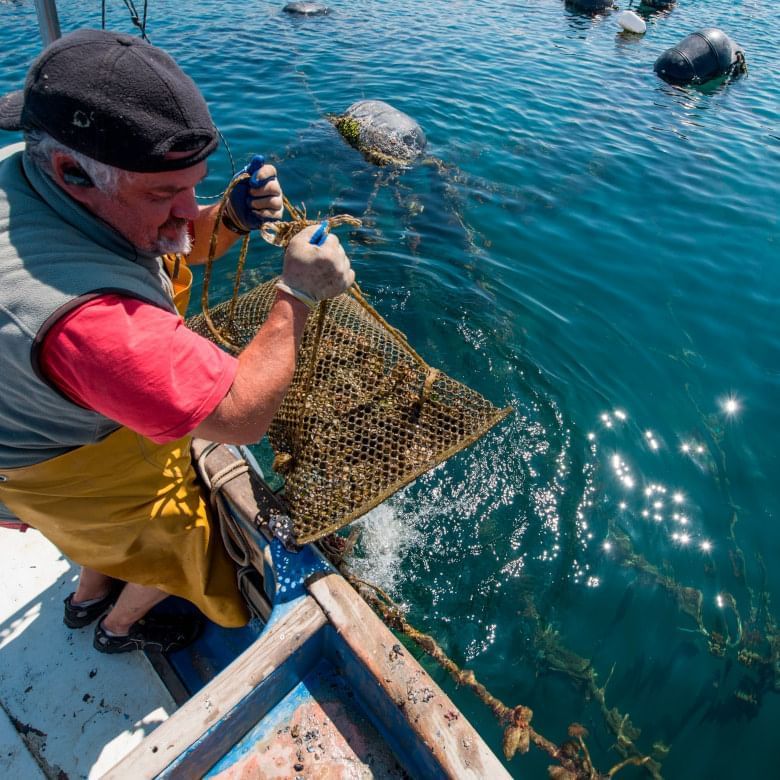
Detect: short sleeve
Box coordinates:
(39, 294, 238, 443)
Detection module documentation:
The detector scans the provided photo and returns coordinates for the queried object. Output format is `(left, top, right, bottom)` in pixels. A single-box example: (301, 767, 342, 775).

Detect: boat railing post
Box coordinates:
(34, 0, 61, 47)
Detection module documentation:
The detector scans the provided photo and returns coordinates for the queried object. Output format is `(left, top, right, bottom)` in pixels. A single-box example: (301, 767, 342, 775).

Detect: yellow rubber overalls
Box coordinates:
(0, 255, 249, 627)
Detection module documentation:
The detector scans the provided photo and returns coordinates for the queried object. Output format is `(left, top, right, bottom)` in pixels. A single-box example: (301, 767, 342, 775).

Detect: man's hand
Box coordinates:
(276, 224, 355, 308)
(222, 155, 284, 235)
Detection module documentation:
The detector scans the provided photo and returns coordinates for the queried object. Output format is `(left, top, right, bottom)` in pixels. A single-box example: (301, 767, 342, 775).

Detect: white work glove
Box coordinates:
(276, 224, 355, 308)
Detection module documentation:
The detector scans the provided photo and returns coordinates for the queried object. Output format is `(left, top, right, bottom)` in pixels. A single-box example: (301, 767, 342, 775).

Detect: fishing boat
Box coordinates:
(99, 440, 509, 778)
(1, 439, 509, 778)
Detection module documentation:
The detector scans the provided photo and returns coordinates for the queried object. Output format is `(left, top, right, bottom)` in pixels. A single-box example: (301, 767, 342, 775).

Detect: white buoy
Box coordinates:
(616, 10, 647, 35)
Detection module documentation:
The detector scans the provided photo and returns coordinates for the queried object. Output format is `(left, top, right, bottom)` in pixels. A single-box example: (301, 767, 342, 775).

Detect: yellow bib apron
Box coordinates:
(0, 255, 249, 627)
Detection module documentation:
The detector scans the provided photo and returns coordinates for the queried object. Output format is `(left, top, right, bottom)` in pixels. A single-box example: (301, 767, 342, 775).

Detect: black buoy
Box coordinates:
(283, 2, 330, 15)
(642, 0, 675, 8)
(565, 0, 613, 12)
(654, 28, 746, 85)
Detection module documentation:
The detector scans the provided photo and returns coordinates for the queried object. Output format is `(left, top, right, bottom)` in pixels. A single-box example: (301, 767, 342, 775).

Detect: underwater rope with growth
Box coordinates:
(607, 509, 779, 703)
(319, 532, 660, 779)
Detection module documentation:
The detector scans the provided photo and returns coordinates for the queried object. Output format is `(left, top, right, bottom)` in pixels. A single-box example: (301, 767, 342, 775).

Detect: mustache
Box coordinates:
(160, 216, 188, 233)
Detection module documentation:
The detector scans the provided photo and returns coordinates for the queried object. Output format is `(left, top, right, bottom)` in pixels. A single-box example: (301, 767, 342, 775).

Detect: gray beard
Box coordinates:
(152, 229, 192, 256)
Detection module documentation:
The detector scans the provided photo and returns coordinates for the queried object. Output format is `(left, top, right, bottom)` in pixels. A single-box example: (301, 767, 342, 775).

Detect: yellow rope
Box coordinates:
(201, 172, 250, 353)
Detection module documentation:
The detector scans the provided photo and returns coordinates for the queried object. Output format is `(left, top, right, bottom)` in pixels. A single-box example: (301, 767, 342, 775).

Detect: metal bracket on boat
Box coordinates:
(266, 512, 299, 552)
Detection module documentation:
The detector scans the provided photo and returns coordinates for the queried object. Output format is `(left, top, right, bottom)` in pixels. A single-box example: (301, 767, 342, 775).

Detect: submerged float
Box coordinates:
(654, 28, 746, 85)
(283, 1, 330, 16)
(565, 0, 614, 14)
(331, 100, 427, 166)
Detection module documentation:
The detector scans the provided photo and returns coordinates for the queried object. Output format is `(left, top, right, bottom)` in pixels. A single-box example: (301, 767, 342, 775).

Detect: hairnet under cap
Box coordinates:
(0, 29, 218, 172)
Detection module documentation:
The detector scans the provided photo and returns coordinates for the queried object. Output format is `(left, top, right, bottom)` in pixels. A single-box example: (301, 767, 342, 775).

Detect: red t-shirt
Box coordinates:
(39, 294, 238, 443)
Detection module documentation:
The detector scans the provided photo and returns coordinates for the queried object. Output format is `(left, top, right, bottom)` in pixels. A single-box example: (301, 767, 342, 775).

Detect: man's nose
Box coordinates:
(171, 188, 199, 221)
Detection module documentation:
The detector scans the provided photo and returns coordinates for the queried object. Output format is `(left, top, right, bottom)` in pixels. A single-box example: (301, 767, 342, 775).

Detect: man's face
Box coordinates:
(81, 160, 207, 255)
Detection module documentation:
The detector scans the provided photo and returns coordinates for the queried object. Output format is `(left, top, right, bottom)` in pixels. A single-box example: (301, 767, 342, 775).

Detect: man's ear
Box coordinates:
(51, 152, 96, 203)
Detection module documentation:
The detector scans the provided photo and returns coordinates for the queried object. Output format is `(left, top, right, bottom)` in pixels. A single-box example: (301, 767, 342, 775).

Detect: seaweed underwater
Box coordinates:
(609, 392, 780, 712)
(320, 530, 663, 779)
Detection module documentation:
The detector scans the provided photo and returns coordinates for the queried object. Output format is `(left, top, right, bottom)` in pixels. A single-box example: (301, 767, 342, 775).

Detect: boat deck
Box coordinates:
(0, 529, 177, 779)
(206, 658, 406, 778)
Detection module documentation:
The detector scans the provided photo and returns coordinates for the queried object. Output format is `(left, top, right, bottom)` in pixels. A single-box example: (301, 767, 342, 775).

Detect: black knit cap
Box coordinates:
(0, 28, 218, 172)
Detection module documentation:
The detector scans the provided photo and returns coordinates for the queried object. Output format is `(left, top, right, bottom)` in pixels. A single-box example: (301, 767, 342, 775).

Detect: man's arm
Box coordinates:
(40, 226, 352, 448)
(191, 290, 307, 443)
(191, 224, 354, 444)
(187, 158, 283, 265)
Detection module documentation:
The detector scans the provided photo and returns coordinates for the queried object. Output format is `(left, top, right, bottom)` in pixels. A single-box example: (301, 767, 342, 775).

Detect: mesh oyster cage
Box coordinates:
(187, 280, 511, 545)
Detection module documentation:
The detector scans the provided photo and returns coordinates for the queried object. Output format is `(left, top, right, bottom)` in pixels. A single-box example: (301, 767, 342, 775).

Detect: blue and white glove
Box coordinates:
(222, 154, 284, 235)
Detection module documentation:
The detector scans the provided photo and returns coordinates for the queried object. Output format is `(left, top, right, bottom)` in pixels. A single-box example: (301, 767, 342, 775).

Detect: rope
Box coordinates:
(301, 300, 329, 400)
(196, 127, 238, 202)
(120, 0, 150, 41)
(101, 0, 151, 41)
(207, 459, 253, 568)
(209, 459, 251, 494)
(317, 534, 658, 778)
(200, 172, 251, 353)
(348, 284, 429, 370)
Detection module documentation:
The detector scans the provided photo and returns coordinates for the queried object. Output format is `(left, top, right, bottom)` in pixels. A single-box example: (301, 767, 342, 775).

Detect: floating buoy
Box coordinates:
(654, 28, 746, 85)
(616, 10, 646, 34)
(642, 0, 675, 8)
(331, 100, 427, 166)
(283, 2, 330, 15)
(565, 0, 613, 12)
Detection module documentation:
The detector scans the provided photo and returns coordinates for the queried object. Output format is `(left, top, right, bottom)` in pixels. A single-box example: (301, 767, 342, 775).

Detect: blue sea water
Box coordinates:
(1, 0, 778, 776)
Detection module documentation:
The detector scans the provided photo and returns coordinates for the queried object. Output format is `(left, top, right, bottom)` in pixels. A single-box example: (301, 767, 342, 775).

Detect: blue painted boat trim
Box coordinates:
(158, 502, 332, 696)
(157, 614, 325, 778)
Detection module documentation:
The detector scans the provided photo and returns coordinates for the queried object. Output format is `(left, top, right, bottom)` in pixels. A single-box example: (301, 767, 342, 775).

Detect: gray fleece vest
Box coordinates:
(0, 144, 179, 469)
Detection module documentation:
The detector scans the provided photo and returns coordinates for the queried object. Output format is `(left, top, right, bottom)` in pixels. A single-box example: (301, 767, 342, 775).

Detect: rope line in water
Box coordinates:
(102, 0, 151, 41)
(318, 533, 660, 779)
(196, 127, 237, 202)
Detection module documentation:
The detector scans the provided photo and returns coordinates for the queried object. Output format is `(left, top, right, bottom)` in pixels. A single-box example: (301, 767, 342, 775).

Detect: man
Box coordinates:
(0, 29, 353, 653)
